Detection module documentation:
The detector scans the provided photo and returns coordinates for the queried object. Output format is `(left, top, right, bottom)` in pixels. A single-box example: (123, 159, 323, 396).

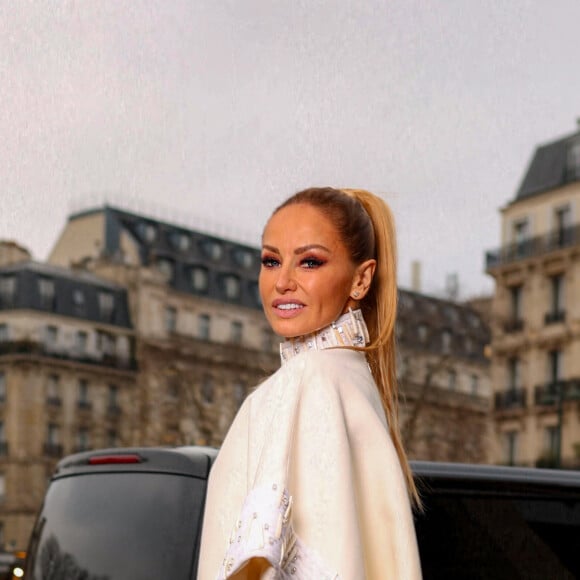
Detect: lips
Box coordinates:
(272, 299, 305, 318)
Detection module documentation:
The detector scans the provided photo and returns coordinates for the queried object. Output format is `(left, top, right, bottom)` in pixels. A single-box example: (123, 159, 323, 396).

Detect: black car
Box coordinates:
(25, 447, 580, 579)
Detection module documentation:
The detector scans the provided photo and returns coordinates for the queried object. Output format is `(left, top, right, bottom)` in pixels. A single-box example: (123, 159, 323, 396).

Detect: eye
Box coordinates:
(301, 257, 325, 269)
(261, 256, 280, 268)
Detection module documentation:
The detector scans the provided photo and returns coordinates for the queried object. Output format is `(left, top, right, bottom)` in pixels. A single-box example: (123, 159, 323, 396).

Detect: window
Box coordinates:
(222, 275, 241, 300)
(233, 381, 246, 407)
(544, 425, 560, 457)
(0, 421, 5, 444)
(507, 358, 521, 390)
(107, 429, 119, 447)
(97, 330, 115, 355)
(201, 374, 214, 403)
(200, 239, 223, 260)
(0, 474, 5, 501)
(553, 204, 572, 247)
(470, 374, 479, 396)
(231, 321, 243, 344)
(0, 372, 5, 402)
(510, 285, 523, 320)
(170, 231, 191, 252)
(190, 267, 209, 292)
(249, 282, 261, 306)
(448, 370, 457, 391)
(108, 384, 119, 410)
(75, 330, 88, 354)
(232, 248, 254, 268)
(47, 423, 60, 445)
(550, 274, 565, 315)
(98, 291, 115, 321)
(261, 328, 273, 351)
(77, 428, 90, 452)
(512, 219, 529, 250)
(547, 350, 562, 386)
(165, 306, 177, 333)
(46, 374, 60, 403)
(72, 288, 85, 314)
(138, 222, 157, 243)
(156, 258, 174, 282)
(418, 324, 428, 343)
(198, 314, 210, 340)
(0, 276, 16, 307)
(503, 431, 518, 466)
(441, 330, 452, 354)
(566, 139, 580, 180)
(38, 277, 55, 309)
(44, 325, 58, 347)
(78, 379, 90, 408)
(0, 324, 8, 343)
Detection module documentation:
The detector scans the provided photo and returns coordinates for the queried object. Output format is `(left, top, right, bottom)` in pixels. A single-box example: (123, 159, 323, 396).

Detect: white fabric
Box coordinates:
(198, 347, 422, 580)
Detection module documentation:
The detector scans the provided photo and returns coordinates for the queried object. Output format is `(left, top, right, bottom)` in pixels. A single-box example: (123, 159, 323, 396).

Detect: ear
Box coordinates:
(350, 259, 376, 300)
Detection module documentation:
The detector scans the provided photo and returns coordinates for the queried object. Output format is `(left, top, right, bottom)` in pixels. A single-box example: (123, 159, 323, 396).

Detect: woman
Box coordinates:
(198, 187, 422, 579)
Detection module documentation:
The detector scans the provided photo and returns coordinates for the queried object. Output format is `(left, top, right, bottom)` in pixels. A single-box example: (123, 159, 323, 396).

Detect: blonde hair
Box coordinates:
(274, 187, 420, 507)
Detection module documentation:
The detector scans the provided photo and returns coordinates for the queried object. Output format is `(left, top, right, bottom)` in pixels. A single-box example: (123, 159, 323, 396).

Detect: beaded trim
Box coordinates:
(279, 309, 369, 365)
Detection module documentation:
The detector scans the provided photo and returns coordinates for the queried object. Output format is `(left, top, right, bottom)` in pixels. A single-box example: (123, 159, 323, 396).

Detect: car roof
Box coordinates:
(54, 446, 219, 479)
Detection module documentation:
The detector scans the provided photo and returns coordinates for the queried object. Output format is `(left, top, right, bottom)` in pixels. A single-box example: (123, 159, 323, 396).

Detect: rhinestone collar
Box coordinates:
(279, 309, 370, 365)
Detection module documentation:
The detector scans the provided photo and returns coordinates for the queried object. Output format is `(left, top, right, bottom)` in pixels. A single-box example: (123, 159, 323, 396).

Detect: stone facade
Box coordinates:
(397, 290, 492, 463)
(486, 126, 580, 469)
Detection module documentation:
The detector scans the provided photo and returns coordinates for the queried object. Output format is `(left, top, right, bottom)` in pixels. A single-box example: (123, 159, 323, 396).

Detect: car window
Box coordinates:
(26, 472, 207, 580)
(415, 494, 580, 579)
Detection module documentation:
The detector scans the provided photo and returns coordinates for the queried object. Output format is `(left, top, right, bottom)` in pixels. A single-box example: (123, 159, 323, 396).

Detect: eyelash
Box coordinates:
(260, 256, 325, 269)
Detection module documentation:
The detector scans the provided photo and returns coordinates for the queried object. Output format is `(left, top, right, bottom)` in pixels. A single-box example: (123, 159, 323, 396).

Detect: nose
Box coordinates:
(275, 263, 297, 293)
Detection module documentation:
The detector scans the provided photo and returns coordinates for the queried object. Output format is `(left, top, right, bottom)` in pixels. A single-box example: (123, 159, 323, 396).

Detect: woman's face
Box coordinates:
(259, 203, 373, 338)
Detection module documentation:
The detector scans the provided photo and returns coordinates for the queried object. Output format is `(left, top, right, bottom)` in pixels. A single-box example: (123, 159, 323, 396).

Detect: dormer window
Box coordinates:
(0, 276, 16, 307)
(72, 289, 85, 314)
(170, 231, 191, 252)
(222, 275, 240, 300)
(38, 277, 55, 309)
(156, 258, 174, 282)
(98, 291, 115, 321)
(200, 239, 223, 261)
(190, 267, 209, 292)
(567, 139, 580, 180)
(138, 222, 157, 243)
(232, 248, 254, 268)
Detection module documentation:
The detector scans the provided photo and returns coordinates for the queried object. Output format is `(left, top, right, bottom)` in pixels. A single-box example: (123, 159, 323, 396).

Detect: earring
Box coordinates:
(352, 290, 360, 299)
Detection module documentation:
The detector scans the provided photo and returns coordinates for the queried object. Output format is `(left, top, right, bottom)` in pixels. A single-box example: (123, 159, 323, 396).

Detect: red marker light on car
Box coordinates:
(88, 454, 142, 465)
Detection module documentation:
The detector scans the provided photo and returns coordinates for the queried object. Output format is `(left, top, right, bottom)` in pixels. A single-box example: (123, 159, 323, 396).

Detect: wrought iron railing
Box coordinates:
(486, 223, 580, 269)
(535, 379, 580, 405)
(0, 340, 137, 370)
(494, 387, 526, 410)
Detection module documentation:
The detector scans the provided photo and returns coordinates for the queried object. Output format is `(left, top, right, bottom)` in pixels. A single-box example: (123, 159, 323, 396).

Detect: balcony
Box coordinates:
(77, 400, 93, 411)
(503, 318, 524, 333)
(544, 310, 566, 325)
(46, 396, 62, 407)
(43, 442, 64, 457)
(107, 404, 122, 417)
(486, 223, 580, 270)
(535, 379, 580, 406)
(0, 441, 9, 456)
(494, 387, 526, 410)
(0, 339, 137, 371)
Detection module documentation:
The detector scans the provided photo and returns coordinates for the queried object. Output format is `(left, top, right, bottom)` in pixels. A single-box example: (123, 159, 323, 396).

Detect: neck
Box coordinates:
(279, 308, 369, 364)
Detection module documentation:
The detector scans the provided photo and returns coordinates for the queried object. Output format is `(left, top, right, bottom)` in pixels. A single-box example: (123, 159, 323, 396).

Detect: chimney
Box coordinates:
(411, 260, 422, 293)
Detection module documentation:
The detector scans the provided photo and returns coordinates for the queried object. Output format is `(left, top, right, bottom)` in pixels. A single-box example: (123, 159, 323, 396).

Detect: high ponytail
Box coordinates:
(274, 187, 420, 508)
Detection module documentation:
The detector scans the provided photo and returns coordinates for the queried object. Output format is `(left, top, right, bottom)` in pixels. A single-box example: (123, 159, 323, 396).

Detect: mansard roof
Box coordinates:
(70, 205, 263, 310)
(515, 128, 580, 201)
(397, 289, 490, 362)
(0, 261, 132, 328)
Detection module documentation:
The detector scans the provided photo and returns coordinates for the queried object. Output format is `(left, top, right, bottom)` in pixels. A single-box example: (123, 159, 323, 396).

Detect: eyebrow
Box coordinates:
(262, 243, 331, 255)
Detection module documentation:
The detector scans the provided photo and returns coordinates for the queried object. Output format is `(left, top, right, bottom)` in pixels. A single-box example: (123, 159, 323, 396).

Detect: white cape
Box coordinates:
(198, 348, 422, 579)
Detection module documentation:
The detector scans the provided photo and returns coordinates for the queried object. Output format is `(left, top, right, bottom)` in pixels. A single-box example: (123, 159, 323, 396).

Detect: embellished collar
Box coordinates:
(279, 309, 370, 365)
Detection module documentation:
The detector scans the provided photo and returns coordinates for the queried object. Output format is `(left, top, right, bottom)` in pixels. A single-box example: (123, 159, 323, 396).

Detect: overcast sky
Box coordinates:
(2, 0, 580, 299)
